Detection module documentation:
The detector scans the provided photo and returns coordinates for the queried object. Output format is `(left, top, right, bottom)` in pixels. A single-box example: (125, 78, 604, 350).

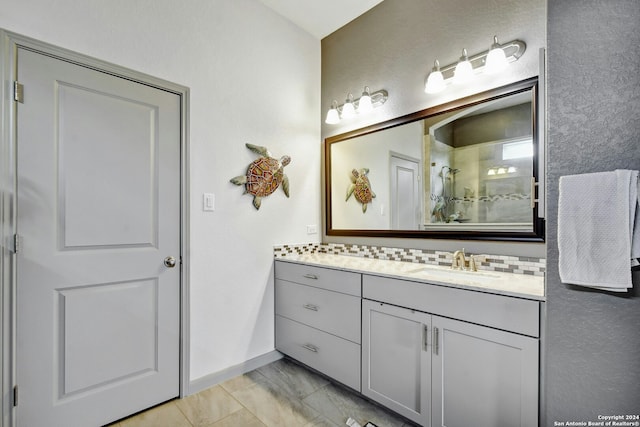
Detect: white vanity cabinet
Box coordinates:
(274, 261, 362, 391)
(431, 316, 539, 427)
(274, 258, 542, 427)
(361, 300, 432, 426)
(362, 274, 540, 427)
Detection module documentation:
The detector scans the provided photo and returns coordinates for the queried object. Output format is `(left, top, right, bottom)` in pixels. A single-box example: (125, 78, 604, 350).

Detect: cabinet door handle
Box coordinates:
(433, 327, 439, 355)
(423, 325, 429, 351)
(303, 303, 319, 311)
(303, 273, 318, 280)
(302, 343, 318, 353)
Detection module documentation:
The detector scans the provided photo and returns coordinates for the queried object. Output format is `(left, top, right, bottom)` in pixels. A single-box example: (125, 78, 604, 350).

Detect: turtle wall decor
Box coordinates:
(230, 143, 291, 210)
(346, 168, 376, 213)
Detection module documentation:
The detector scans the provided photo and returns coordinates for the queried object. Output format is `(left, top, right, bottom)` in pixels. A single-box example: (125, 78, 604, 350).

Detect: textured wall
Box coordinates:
(0, 0, 321, 384)
(545, 0, 640, 423)
(321, 0, 547, 257)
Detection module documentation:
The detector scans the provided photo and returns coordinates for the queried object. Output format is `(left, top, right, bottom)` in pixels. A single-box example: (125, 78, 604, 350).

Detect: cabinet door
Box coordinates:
(432, 316, 539, 427)
(362, 300, 431, 426)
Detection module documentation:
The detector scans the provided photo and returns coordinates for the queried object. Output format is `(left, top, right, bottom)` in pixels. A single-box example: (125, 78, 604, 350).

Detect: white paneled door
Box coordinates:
(390, 154, 421, 230)
(16, 48, 181, 427)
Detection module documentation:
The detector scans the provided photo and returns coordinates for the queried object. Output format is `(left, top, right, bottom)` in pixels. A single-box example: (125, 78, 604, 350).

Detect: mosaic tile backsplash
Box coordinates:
(274, 243, 545, 277)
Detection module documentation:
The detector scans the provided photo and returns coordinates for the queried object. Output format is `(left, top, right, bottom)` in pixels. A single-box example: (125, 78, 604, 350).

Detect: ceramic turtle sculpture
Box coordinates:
(230, 143, 291, 210)
(346, 168, 376, 213)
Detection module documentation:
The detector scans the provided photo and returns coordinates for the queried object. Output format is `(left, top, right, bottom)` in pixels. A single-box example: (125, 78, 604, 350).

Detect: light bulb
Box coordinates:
(453, 49, 473, 84)
(425, 60, 446, 94)
(487, 168, 496, 176)
(325, 100, 340, 124)
(485, 36, 508, 74)
(497, 167, 507, 174)
(341, 93, 355, 119)
(507, 166, 517, 173)
(358, 86, 373, 113)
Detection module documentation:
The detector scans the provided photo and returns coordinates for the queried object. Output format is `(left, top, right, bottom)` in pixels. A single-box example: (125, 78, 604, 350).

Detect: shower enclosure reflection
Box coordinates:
(425, 92, 534, 230)
(431, 166, 460, 223)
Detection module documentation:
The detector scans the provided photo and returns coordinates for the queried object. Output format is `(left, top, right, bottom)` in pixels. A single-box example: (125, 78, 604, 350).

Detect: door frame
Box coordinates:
(0, 29, 191, 426)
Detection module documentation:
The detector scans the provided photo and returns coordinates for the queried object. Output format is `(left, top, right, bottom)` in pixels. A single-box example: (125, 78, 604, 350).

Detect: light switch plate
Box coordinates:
(203, 193, 215, 211)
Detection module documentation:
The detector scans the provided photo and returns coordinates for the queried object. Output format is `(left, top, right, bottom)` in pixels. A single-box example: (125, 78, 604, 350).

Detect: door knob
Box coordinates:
(164, 256, 177, 268)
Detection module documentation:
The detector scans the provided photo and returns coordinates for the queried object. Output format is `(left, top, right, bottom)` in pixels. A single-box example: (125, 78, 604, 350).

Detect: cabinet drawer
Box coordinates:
(275, 315, 361, 391)
(363, 274, 540, 337)
(275, 261, 361, 296)
(275, 280, 361, 343)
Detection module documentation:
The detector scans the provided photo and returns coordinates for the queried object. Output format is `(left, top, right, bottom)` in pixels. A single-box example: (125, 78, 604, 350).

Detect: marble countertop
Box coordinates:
(276, 253, 545, 301)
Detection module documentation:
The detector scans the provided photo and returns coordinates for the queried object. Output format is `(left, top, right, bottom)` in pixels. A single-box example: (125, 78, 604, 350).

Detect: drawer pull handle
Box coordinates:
(423, 325, 428, 351)
(303, 304, 319, 311)
(433, 327, 439, 355)
(303, 273, 318, 280)
(302, 343, 318, 353)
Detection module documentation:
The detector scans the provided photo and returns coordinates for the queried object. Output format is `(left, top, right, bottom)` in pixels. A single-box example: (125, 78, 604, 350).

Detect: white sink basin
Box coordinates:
(406, 265, 500, 284)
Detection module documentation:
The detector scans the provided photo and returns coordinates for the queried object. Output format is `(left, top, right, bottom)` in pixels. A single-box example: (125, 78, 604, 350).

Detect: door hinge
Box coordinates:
(13, 385, 18, 407)
(13, 234, 22, 253)
(14, 81, 24, 103)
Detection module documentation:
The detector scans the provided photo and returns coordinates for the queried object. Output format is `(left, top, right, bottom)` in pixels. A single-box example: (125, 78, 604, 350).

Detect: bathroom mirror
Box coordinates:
(325, 77, 544, 241)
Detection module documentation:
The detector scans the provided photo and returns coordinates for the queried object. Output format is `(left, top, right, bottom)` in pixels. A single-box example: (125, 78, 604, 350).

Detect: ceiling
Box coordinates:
(258, 0, 384, 39)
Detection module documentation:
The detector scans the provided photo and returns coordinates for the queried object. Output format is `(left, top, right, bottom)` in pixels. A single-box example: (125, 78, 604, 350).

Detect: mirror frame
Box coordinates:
(325, 77, 545, 242)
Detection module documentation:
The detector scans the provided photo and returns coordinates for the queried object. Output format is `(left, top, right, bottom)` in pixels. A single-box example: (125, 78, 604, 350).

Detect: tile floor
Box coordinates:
(109, 357, 416, 427)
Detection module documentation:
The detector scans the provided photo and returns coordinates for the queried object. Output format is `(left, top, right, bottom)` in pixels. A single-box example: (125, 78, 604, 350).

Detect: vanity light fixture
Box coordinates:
(341, 93, 356, 119)
(325, 101, 340, 125)
(424, 36, 526, 94)
(357, 86, 374, 114)
(425, 60, 446, 94)
(453, 49, 474, 84)
(325, 86, 389, 124)
(485, 36, 509, 74)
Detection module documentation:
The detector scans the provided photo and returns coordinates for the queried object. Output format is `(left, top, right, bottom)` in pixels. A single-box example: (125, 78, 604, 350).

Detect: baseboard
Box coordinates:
(186, 350, 283, 395)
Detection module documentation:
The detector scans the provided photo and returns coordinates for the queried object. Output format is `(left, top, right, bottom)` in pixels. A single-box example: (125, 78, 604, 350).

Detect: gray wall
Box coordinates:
(545, 0, 640, 423)
(322, 0, 640, 422)
(321, 0, 546, 257)
(451, 103, 532, 147)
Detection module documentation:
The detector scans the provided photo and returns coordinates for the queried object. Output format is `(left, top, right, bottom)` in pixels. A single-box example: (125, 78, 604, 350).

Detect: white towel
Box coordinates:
(630, 171, 640, 266)
(558, 169, 640, 292)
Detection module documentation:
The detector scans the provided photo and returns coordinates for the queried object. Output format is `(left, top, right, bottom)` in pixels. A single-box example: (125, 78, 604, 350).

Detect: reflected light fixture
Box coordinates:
(324, 86, 389, 124)
(487, 165, 517, 176)
(453, 49, 473, 84)
(424, 60, 445, 94)
(424, 35, 526, 95)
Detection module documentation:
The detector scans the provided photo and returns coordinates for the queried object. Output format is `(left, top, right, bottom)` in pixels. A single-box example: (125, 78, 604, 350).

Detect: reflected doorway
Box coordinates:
(390, 153, 421, 230)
